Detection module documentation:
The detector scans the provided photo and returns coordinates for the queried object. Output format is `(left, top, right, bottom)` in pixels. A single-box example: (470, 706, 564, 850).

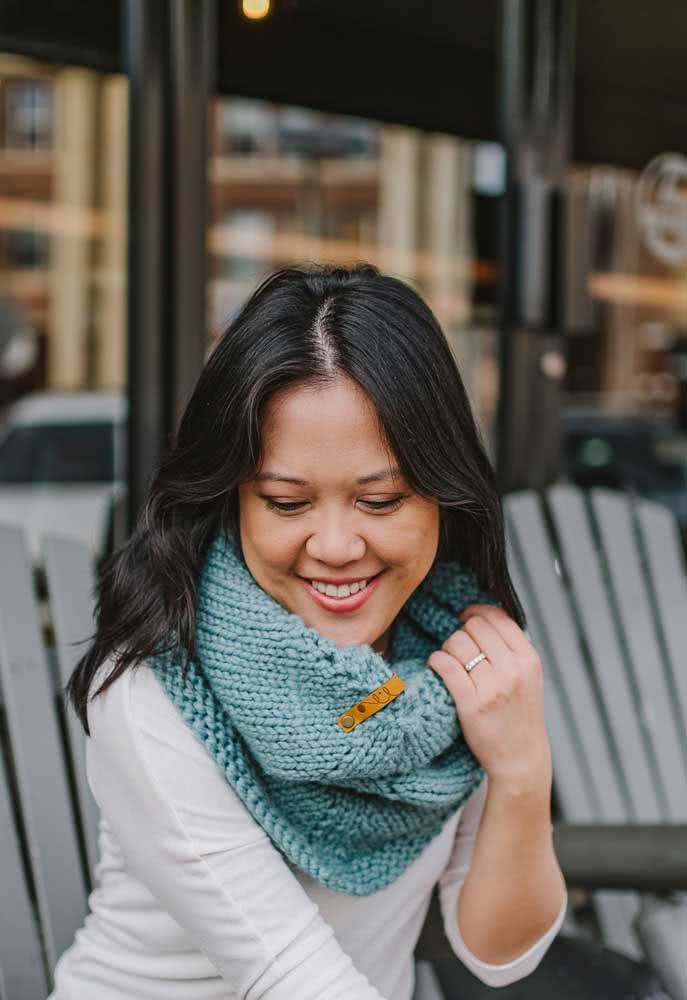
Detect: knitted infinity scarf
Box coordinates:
(149, 528, 500, 895)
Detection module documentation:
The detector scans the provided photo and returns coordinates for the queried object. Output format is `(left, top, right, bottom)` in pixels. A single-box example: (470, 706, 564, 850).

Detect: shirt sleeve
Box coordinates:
(85, 662, 388, 1000)
(437, 775, 568, 988)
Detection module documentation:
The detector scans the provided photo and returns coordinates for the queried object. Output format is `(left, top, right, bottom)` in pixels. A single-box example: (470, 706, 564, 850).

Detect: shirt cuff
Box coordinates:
(440, 886, 568, 988)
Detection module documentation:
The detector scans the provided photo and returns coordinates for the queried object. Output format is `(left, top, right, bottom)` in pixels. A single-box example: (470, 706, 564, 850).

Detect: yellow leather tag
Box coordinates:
(336, 674, 406, 732)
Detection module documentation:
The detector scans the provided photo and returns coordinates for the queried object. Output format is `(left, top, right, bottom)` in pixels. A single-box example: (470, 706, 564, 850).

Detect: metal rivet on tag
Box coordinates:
(336, 674, 406, 732)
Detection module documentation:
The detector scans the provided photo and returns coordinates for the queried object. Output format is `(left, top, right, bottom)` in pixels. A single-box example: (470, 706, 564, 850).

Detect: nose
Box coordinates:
(305, 511, 366, 567)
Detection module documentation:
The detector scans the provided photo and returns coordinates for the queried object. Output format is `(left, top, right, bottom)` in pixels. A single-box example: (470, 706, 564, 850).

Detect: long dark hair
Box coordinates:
(66, 262, 526, 734)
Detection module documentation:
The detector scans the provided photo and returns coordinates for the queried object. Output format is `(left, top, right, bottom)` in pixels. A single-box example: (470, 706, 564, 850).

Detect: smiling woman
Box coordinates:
(49, 263, 563, 1000)
(67, 261, 524, 730)
(237, 376, 441, 655)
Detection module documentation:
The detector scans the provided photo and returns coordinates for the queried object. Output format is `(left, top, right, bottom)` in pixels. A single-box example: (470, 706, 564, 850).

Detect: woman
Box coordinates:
(51, 263, 568, 1000)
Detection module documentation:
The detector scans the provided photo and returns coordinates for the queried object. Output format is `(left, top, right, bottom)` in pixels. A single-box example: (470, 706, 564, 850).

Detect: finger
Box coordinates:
(442, 629, 500, 690)
(459, 603, 530, 654)
(442, 627, 483, 666)
(432, 639, 502, 705)
(427, 649, 479, 707)
(460, 614, 511, 670)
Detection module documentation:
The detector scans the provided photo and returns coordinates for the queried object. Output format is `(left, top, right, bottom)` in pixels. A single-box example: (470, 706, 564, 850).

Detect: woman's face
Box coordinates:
(238, 376, 440, 657)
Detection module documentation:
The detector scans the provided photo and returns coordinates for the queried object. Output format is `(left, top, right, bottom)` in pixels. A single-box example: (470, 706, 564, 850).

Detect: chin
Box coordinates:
(302, 614, 369, 645)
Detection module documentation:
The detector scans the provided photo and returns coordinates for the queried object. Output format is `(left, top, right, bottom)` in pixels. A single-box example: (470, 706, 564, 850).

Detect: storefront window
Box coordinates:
(0, 54, 128, 563)
(563, 158, 687, 538)
(207, 96, 502, 458)
(3, 77, 53, 149)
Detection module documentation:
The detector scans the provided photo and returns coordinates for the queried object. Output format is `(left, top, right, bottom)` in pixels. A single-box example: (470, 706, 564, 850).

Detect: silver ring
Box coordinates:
(464, 651, 487, 674)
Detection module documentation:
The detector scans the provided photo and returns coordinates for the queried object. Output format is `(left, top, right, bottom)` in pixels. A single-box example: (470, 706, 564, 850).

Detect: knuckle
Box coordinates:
(482, 686, 508, 710)
(460, 618, 476, 637)
(442, 632, 462, 655)
(526, 651, 543, 672)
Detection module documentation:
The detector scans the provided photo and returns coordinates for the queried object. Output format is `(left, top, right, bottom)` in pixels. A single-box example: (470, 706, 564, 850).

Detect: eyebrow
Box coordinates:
(253, 467, 403, 486)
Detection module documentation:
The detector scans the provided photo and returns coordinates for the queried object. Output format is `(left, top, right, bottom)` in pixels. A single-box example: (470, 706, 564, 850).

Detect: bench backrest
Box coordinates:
(502, 484, 687, 960)
(0, 524, 95, 998)
(503, 484, 687, 825)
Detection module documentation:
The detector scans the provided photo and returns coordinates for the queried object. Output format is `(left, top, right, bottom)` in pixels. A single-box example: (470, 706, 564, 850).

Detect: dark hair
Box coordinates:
(66, 262, 526, 734)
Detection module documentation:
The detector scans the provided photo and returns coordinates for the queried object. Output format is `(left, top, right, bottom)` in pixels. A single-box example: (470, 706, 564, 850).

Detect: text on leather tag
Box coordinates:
(336, 674, 406, 732)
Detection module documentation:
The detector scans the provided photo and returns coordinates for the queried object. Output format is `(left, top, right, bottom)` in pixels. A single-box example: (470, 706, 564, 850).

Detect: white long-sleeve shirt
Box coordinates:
(48, 660, 568, 1000)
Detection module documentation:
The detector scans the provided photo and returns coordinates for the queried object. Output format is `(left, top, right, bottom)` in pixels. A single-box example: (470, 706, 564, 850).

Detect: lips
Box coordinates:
(299, 569, 383, 587)
(301, 569, 385, 613)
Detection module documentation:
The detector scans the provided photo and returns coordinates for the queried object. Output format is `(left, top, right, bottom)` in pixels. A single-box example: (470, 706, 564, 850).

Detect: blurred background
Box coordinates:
(0, 5, 686, 1000)
(0, 0, 685, 565)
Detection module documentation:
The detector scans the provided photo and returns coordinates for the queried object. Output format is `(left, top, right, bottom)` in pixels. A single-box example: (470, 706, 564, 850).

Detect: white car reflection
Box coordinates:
(0, 390, 127, 564)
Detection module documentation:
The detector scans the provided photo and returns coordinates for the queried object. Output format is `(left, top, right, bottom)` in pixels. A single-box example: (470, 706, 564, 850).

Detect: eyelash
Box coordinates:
(262, 497, 406, 514)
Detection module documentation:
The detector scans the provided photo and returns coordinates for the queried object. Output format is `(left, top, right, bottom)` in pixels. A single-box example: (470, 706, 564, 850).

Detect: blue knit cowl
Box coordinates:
(149, 529, 499, 895)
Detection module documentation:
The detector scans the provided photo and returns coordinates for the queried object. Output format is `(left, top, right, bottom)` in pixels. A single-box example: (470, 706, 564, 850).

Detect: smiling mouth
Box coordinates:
(299, 569, 386, 609)
(305, 570, 384, 599)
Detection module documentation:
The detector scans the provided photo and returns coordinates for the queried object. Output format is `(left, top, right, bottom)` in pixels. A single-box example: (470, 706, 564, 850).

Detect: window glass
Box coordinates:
(0, 54, 128, 559)
(0, 422, 115, 483)
(207, 97, 502, 458)
(563, 160, 687, 541)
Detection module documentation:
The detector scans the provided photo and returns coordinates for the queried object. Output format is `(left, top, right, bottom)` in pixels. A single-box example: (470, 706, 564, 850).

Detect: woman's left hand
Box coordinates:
(427, 603, 553, 790)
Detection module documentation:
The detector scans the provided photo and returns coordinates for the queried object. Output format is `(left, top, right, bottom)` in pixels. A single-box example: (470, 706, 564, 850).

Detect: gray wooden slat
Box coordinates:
(590, 889, 644, 962)
(590, 488, 687, 821)
(0, 739, 48, 999)
(634, 894, 687, 1000)
(0, 524, 88, 976)
(504, 531, 582, 940)
(504, 529, 595, 826)
(502, 490, 625, 820)
(43, 534, 101, 881)
(635, 497, 687, 765)
(503, 489, 643, 960)
(413, 961, 446, 1000)
(546, 484, 661, 821)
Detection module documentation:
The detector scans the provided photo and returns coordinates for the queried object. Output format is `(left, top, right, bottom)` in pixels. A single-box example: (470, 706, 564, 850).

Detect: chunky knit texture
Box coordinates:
(149, 529, 500, 895)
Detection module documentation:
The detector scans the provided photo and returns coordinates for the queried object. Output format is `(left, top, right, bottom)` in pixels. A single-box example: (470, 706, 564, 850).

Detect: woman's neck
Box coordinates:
(372, 620, 395, 662)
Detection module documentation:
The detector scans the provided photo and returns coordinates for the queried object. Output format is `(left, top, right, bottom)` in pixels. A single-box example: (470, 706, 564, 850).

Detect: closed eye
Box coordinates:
(262, 497, 406, 513)
(361, 498, 404, 510)
(263, 499, 306, 512)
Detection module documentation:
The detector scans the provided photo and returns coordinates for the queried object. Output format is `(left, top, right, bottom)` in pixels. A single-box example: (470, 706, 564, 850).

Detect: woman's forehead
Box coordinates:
(264, 376, 372, 419)
(252, 465, 404, 487)
(254, 377, 402, 483)
(262, 380, 385, 443)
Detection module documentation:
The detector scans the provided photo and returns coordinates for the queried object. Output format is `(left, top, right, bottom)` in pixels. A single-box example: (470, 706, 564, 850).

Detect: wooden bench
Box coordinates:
(0, 528, 98, 999)
(502, 484, 687, 999)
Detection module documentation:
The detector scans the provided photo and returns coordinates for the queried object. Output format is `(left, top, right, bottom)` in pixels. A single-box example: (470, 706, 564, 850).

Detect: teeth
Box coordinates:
(310, 578, 369, 598)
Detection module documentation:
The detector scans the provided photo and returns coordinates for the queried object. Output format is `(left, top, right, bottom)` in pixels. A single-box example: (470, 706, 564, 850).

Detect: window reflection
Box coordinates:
(207, 97, 501, 455)
(563, 165, 687, 539)
(0, 421, 114, 484)
(4, 77, 53, 150)
(0, 54, 127, 560)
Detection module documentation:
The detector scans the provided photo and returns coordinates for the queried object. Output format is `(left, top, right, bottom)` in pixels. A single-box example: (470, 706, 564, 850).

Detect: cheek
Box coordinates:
(239, 492, 301, 571)
(375, 504, 440, 569)
(404, 501, 440, 543)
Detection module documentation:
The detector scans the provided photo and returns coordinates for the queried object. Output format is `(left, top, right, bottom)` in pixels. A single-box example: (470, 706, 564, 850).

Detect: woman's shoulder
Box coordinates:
(86, 653, 213, 768)
(85, 653, 270, 851)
